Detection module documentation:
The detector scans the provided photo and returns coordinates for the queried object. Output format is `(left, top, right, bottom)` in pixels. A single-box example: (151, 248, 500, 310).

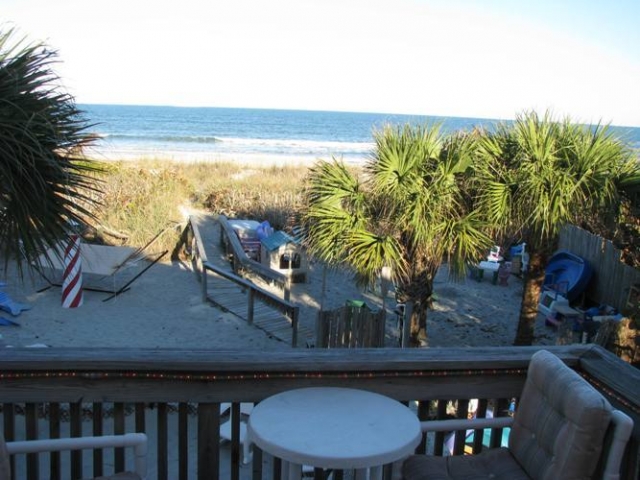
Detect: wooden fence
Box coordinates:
(316, 304, 387, 348)
(558, 224, 640, 311)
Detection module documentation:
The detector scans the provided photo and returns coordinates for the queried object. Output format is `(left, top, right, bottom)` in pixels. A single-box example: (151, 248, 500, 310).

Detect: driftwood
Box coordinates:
(98, 225, 130, 240)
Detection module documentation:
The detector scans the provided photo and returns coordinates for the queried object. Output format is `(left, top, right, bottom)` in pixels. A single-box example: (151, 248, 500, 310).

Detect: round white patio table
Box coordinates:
(247, 387, 421, 480)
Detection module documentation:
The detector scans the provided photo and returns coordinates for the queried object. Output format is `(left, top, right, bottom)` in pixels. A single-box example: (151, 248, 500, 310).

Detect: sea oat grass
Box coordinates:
(91, 159, 311, 254)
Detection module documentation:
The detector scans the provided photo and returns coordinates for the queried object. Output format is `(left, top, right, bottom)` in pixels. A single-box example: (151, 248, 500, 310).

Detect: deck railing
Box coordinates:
(1, 345, 638, 480)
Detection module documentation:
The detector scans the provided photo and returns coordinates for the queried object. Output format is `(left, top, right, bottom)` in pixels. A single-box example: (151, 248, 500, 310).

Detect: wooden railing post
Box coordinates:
(401, 301, 413, 348)
(197, 403, 220, 480)
(201, 261, 208, 303)
(188, 216, 210, 303)
(157, 403, 168, 480)
(290, 306, 299, 348)
(26, 403, 38, 480)
(248, 289, 255, 325)
(315, 310, 327, 348)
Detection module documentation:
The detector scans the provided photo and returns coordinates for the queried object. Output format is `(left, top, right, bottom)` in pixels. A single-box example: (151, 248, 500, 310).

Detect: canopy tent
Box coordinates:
(33, 243, 167, 301)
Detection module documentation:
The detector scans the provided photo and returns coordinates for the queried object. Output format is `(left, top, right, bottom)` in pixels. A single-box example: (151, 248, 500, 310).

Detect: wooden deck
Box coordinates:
(1, 345, 638, 480)
(188, 214, 314, 347)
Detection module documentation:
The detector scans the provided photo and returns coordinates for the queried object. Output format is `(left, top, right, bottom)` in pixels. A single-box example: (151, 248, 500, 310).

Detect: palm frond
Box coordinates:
(344, 230, 407, 288)
(368, 123, 442, 199)
(0, 28, 102, 272)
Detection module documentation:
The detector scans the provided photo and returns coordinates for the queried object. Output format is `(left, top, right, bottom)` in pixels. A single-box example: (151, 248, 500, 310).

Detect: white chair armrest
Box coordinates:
(219, 418, 252, 464)
(419, 416, 513, 433)
(6, 432, 147, 479)
(602, 410, 634, 480)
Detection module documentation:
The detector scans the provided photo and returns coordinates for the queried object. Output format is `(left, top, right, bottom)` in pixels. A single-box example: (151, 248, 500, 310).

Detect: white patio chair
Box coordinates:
(1, 432, 148, 479)
(219, 402, 254, 464)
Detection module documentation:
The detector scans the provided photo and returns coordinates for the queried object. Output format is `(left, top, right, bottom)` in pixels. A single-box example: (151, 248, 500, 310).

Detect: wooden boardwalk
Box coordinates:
(189, 214, 314, 347)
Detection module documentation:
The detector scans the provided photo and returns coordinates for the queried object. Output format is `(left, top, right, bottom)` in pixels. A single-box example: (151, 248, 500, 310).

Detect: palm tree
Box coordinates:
(0, 28, 101, 273)
(302, 124, 491, 345)
(473, 111, 639, 345)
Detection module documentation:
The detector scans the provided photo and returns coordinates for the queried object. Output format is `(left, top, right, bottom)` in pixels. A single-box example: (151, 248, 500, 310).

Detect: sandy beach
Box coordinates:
(0, 149, 557, 350)
(0, 243, 556, 350)
(85, 149, 368, 168)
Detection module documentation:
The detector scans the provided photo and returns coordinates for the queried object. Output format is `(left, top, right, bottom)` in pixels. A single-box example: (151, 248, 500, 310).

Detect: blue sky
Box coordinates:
(3, 0, 640, 126)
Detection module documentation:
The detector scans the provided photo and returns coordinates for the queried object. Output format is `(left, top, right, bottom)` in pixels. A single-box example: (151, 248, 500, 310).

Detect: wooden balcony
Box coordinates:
(1, 344, 638, 480)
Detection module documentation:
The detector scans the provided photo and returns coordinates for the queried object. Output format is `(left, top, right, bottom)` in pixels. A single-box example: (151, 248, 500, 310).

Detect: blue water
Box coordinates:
(79, 104, 640, 164)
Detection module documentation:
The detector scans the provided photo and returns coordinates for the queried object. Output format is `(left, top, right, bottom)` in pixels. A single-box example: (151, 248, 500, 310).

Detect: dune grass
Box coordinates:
(89, 159, 310, 254)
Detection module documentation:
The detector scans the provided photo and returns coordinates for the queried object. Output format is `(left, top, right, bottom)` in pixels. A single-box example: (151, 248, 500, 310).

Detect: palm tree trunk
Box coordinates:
(513, 250, 546, 345)
(409, 302, 428, 346)
(403, 265, 435, 347)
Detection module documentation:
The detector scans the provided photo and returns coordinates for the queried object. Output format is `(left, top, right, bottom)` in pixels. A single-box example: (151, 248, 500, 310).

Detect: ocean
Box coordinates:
(79, 104, 640, 164)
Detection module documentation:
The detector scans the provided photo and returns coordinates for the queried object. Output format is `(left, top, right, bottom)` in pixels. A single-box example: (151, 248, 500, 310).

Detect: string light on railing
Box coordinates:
(0, 368, 529, 382)
(579, 372, 639, 414)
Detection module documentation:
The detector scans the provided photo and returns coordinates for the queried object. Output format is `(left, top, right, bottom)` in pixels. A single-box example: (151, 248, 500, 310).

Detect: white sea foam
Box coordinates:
(83, 145, 368, 166)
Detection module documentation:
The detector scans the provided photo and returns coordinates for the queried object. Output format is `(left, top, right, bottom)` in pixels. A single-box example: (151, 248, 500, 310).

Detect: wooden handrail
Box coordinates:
(185, 215, 300, 346)
(187, 214, 209, 302)
(202, 260, 300, 345)
(217, 215, 290, 294)
(190, 215, 209, 264)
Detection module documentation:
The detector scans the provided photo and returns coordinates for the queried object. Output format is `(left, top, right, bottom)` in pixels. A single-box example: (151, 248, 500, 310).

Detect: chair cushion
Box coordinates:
(508, 350, 612, 480)
(402, 447, 531, 480)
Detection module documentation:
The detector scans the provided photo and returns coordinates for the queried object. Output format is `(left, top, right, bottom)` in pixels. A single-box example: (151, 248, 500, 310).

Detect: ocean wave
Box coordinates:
(218, 136, 374, 153)
(107, 133, 222, 144)
(96, 133, 374, 159)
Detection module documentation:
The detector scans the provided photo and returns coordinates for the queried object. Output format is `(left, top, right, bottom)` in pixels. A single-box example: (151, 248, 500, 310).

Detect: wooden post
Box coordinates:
(247, 289, 255, 325)
(26, 403, 38, 480)
(315, 310, 326, 349)
(290, 307, 299, 348)
(377, 309, 386, 348)
(198, 403, 220, 480)
(201, 260, 208, 303)
(230, 403, 241, 480)
(157, 403, 168, 480)
(178, 403, 189, 480)
(401, 301, 413, 349)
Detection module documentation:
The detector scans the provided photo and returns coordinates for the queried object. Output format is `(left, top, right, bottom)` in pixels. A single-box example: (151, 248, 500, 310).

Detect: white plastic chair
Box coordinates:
(2, 432, 148, 479)
(487, 245, 502, 262)
(219, 402, 254, 464)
